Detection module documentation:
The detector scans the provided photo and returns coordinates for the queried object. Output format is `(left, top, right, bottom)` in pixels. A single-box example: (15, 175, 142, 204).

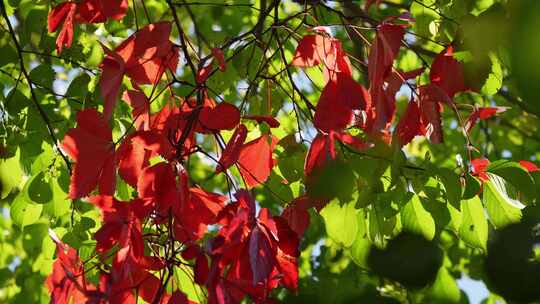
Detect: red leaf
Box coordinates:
(430, 46, 466, 98)
(199, 103, 240, 131)
(366, 87, 394, 132)
(181, 244, 201, 260)
(197, 48, 226, 83)
(212, 47, 226, 71)
(418, 84, 451, 144)
(118, 146, 147, 187)
(190, 188, 226, 221)
(100, 22, 178, 118)
(368, 23, 405, 93)
(238, 134, 277, 188)
(314, 74, 370, 132)
(281, 197, 311, 238)
(137, 162, 178, 214)
(168, 291, 196, 304)
(115, 22, 173, 65)
(257, 208, 279, 240)
(118, 131, 170, 187)
(333, 131, 372, 151)
(126, 47, 179, 84)
(365, 0, 383, 10)
(249, 224, 276, 285)
(396, 99, 424, 146)
(93, 273, 136, 304)
(195, 253, 210, 285)
(365, 23, 405, 133)
(471, 158, 490, 182)
(174, 187, 226, 240)
(77, 0, 128, 23)
(48, 2, 77, 54)
(208, 191, 299, 299)
(99, 44, 126, 119)
(464, 106, 507, 133)
(149, 103, 196, 156)
(291, 32, 352, 81)
(46, 230, 91, 304)
(304, 131, 369, 184)
(291, 35, 334, 68)
(216, 124, 248, 173)
(122, 90, 151, 131)
(244, 115, 280, 128)
(197, 64, 213, 84)
(304, 133, 335, 177)
(48, 2, 75, 33)
(137, 273, 164, 303)
(236, 189, 257, 220)
(111, 246, 164, 292)
(49, 0, 128, 54)
(314, 83, 353, 132)
(208, 279, 239, 304)
(89, 196, 146, 256)
(519, 160, 540, 172)
(366, 68, 424, 134)
(420, 100, 442, 143)
(273, 216, 300, 290)
(323, 39, 353, 81)
(385, 68, 425, 99)
(61, 109, 116, 199)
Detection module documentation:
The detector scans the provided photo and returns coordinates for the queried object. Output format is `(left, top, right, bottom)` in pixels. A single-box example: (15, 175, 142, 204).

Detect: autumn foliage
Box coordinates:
(1, 1, 540, 304)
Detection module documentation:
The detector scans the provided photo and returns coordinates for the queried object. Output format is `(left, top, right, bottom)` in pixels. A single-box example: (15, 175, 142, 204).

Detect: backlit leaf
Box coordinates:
(459, 197, 488, 250)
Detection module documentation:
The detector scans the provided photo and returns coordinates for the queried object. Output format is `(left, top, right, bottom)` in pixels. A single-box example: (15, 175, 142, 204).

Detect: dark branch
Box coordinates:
(0, 1, 72, 172)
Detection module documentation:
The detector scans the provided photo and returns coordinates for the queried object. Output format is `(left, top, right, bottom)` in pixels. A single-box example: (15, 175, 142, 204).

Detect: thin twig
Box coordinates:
(0, 2, 72, 172)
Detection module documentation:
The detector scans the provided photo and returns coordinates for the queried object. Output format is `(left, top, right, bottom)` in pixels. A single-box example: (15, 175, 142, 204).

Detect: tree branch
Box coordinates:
(0, 1, 72, 172)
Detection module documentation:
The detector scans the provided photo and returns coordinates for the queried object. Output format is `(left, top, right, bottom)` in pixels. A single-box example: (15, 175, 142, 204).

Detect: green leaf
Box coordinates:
(207, 64, 238, 94)
(483, 174, 523, 229)
(4, 88, 31, 114)
(481, 53, 503, 95)
(401, 194, 436, 240)
(7, 0, 21, 7)
(511, 0, 540, 116)
(459, 197, 488, 250)
(174, 264, 205, 302)
(429, 267, 461, 303)
(66, 74, 91, 99)
(0, 43, 17, 68)
(22, 223, 48, 256)
(367, 203, 396, 249)
(42, 228, 67, 260)
(307, 160, 356, 202)
(436, 168, 462, 208)
(28, 64, 55, 89)
(11, 194, 43, 228)
(26, 171, 53, 204)
(422, 196, 453, 235)
(30, 143, 54, 175)
(23, 7, 48, 45)
(277, 151, 304, 183)
(462, 174, 481, 200)
(78, 240, 98, 261)
(320, 200, 358, 247)
(0, 150, 23, 199)
(447, 203, 462, 232)
(349, 210, 370, 268)
(367, 231, 443, 289)
(115, 178, 134, 202)
(43, 179, 70, 218)
(411, 0, 440, 39)
(486, 160, 535, 201)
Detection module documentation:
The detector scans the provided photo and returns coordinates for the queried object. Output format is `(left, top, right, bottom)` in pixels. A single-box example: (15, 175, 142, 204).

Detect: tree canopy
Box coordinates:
(0, 0, 539, 303)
